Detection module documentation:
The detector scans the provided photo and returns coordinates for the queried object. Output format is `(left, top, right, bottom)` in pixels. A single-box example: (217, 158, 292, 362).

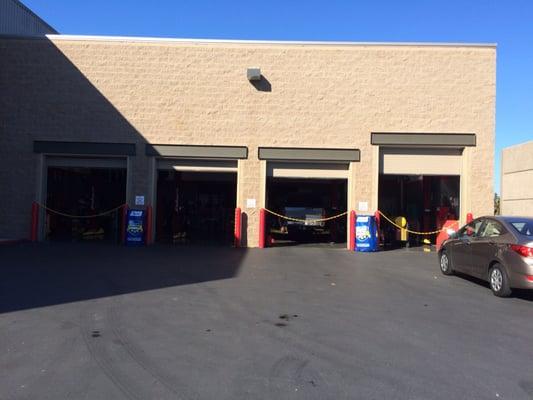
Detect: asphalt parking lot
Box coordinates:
(1, 243, 533, 400)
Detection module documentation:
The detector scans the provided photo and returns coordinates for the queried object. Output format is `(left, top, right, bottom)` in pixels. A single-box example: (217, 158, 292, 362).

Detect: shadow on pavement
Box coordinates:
(453, 271, 533, 301)
(0, 243, 247, 314)
(269, 241, 346, 249)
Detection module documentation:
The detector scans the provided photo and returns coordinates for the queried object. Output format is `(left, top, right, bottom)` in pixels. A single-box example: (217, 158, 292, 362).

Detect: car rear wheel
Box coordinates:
(439, 251, 453, 275)
(489, 264, 512, 297)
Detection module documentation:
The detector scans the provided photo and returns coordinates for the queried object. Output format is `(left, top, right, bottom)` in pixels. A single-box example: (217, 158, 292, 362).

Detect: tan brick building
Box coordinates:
(0, 35, 496, 246)
(501, 140, 533, 216)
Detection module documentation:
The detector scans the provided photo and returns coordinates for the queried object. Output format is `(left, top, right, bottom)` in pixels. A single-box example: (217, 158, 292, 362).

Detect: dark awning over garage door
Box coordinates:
(371, 133, 476, 147)
(34, 141, 136, 156)
(258, 147, 360, 162)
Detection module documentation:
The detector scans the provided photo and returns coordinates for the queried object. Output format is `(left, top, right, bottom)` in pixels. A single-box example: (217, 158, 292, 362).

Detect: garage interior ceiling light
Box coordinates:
(247, 67, 261, 81)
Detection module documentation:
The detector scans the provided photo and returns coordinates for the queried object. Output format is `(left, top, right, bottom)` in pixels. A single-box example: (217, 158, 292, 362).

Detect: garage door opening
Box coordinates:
(45, 166, 127, 242)
(266, 178, 347, 246)
(155, 170, 237, 245)
(378, 175, 460, 247)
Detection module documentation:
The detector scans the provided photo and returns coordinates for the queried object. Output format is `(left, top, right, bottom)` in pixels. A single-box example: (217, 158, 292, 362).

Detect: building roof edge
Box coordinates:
(28, 34, 498, 48)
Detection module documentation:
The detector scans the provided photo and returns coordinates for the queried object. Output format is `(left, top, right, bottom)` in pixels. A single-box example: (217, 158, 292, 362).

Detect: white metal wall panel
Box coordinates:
(502, 170, 533, 201)
(501, 141, 533, 216)
(380, 148, 463, 176)
(267, 162, 349, 179)
(179, 172, 236, 182)
(157, 158, 237, 172)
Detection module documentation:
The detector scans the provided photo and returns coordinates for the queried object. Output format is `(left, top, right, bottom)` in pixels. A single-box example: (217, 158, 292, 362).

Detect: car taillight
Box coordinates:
(510, 244, 533, 258)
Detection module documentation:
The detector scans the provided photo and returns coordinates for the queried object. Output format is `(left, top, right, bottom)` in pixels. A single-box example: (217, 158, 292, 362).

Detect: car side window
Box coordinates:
(457, 219, 485, 238)
(511, 221, 533, 236)
(479, 220, 505, 238)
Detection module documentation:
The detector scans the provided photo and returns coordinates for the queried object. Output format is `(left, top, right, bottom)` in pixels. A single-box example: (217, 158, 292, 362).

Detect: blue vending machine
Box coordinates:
(355, 215, 379, 252)
(125, 209, 145, 246)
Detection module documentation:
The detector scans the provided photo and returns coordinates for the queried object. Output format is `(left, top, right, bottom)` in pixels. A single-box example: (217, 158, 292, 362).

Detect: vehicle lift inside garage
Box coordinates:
(265, 177, 347, 247)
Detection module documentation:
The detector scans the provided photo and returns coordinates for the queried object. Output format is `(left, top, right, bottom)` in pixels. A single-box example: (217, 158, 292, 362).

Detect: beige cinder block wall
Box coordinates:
(501, 140, 533, 216)
(0, 36, 496, 244)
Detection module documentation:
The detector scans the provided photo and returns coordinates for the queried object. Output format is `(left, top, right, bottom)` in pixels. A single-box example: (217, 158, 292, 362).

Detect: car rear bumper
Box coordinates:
(508, 270, 533, 289)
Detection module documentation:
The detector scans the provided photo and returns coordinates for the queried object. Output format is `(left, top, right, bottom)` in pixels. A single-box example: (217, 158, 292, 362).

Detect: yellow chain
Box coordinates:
(36, 202, 126, 219)
(377, 210, 459, 236)
(264, 208, 348, 223)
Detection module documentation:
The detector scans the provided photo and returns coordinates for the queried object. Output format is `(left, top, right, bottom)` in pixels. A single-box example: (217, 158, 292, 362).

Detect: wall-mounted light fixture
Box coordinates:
(247, 67, 261, 81)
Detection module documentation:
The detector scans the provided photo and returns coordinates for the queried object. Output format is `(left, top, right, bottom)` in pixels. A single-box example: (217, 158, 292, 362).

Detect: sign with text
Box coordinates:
(246, 198, 256, 208)
(125, 209, 145, 246)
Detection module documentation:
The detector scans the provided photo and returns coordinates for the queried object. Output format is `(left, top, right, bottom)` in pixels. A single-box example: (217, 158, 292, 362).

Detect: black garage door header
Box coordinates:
(258, 147, 360, 162)
(34, 141, 136, 156)
(371, 133, 476, 147)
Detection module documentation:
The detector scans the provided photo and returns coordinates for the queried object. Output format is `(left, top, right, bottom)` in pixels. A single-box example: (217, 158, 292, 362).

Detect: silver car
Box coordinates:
(438, 216, 533, 297)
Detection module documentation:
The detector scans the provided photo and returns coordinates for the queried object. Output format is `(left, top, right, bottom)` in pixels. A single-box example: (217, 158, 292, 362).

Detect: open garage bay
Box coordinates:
(156, 170, 237, 245)
(266, 177, 347, 246)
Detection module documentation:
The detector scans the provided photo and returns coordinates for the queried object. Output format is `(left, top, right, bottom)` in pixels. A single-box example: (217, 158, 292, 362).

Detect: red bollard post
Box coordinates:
(145, 205, 153, 245)
(259, 208, 266, 248)
(30, 202, 39, 242)
(349, 210, 356, 251)
(466, 212, 474, 224)
(120, 204, 128, 244)
(234, 207, 242, 248)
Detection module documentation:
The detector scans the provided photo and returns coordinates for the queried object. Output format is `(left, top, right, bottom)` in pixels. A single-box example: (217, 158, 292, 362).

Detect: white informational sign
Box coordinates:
(135, 195, 145, 206)
(358, 201, 369, 212)
(246, 198, 256, 209)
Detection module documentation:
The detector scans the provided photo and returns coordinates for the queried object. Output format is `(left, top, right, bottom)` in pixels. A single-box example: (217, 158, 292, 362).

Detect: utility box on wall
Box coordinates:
(125, 209, 145, 246)
(355, 215, 379, 252)
(246, 67, 261, 81)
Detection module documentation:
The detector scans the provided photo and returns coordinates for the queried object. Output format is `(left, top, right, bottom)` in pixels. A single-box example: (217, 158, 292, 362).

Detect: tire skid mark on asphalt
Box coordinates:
(100, 281, 230, 400)
(201, 278, 398, 397)
(268, 355, 307, 395)
(268, 355, 326, 397)
(519, 379, 533, 397)
(241, 253, 488, 396)
(79, 305, 142, 400)
(195, 281, 350, 397)
(253, 320, 353, 395)
(106, 302, 194, 400)
(3, 327, 79, 400)
(78, 270, 203, 400)
(263, 306, 408, 393)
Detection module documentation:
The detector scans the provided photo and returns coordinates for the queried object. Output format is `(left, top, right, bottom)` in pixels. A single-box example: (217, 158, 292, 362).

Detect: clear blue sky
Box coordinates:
(25, 0, 533, 193)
